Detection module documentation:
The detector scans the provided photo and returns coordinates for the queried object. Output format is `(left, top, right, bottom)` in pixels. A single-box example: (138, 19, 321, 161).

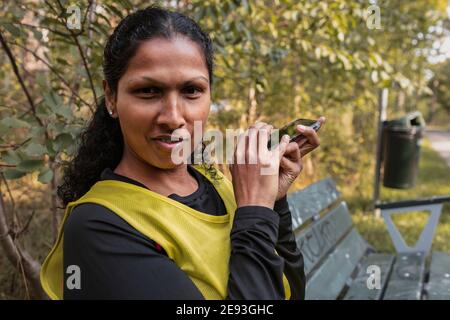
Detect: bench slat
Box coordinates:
(305, 228, 369, 300)
(296, 202, 353, 275)
(425, 252, 450, 300)
(343, 253, 395, 300)
(383, 252, 426, 300)
(288, 177, 340, 229)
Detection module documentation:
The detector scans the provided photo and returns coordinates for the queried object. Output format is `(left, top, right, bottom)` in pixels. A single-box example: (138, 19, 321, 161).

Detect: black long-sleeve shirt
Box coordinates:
(63, 165, 305, 299)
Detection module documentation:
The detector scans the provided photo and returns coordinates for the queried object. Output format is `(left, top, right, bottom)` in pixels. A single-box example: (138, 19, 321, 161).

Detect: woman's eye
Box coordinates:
(134, 87, 160, 96)
(183, 86, 203, 97)
(133, 86, 203, 98)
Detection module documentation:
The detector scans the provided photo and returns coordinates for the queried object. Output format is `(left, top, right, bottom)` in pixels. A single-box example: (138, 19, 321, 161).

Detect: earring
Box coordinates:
(109, 110, 113, 115)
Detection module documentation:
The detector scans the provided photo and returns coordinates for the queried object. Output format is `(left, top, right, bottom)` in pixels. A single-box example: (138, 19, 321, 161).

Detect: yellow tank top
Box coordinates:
(40, 164, 291, 300)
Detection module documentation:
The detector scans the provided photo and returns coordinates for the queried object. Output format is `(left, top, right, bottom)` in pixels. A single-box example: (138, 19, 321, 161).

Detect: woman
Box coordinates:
(40, 5, 324, 300)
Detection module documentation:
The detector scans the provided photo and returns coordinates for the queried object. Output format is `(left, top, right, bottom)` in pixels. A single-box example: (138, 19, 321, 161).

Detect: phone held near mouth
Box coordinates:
(267, 118, 322, 149)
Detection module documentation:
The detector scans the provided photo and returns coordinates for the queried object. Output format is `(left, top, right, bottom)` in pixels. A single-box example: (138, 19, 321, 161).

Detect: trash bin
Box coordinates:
(382, 111, 426, 189)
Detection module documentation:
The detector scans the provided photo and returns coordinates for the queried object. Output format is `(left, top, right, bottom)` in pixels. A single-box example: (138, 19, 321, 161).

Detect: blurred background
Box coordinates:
(0, 0, 449, 299)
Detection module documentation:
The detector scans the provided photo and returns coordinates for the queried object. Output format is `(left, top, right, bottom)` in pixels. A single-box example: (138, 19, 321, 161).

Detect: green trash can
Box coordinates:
(382, 111, 426, 189)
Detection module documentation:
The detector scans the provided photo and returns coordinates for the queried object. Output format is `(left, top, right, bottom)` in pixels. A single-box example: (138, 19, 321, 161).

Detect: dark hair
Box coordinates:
(57, 5, 220, 207)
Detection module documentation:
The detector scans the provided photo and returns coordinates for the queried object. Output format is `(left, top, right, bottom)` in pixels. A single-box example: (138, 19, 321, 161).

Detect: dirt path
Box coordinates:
(425, 129, 450, 167)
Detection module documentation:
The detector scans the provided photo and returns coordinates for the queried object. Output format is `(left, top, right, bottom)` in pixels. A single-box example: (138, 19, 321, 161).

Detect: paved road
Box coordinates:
(425, 129, 450, 167)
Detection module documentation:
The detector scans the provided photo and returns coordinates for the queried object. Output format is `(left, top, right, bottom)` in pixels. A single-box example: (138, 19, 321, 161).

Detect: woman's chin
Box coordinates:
(152, 140, 191, 162)
(147, 149, 187, 169)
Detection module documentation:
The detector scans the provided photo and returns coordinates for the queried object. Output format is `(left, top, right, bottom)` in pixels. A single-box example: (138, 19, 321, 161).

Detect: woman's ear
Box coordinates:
(103, 80, 116, 117)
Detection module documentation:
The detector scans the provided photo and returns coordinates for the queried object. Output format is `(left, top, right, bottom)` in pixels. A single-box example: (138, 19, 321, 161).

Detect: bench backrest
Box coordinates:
(286, 177, 370, 299)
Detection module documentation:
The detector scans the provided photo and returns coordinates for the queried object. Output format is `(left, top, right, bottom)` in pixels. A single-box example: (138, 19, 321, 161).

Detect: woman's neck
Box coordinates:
(113, 148, 198, 197)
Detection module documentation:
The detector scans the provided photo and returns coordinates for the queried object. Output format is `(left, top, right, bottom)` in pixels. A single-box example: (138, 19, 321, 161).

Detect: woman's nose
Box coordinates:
(156, 92, 186, 129)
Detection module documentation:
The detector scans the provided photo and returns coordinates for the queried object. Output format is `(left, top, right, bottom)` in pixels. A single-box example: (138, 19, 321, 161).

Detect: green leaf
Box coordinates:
(12, 7, 25, 19)
(23, 142, 47, 157)
(55, 105, 73, 120)
(36, 72, 47, 87)
(53, 133, 73, 151)
(0, 121, 8, 136)
(67, 125, 82, 137)
(371, 70, 379, 83)
(0, 116, 31, 129)
(44, 92, 57, 110)
(32, 29, 42, 41)
(3, 169, 26, 180)
(38, 168, 54, 184)
(46, 140, 56, 157)
(51, 122, 67, 136)
(66, 142, 77, 155)
(3, 23, 21, 37)
(43, 91, 63, 113)
(17, 159, 44, 173)
(56, 57, 69, 66)
(36, 102, 50, 117)
(30, 126, 46, 137)
(1, 150, 22, 165)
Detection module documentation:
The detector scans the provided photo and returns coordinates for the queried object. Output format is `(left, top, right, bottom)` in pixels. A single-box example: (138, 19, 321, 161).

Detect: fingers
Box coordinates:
(299, 144, 316, 157)
(258, 124, 277, 166)
(274, 134, 290, 162)
(250, 121, 268, 130)
(279, 141, 302, 179)
(294, 116, 326, 157)
(280, 150, 303, 172)
(283, 141, 302, 162)
(247, 126, 258, 164)
(318, 116, 326, 125)
(297, 124, 320, 147)
(235, 129, 247, 165)
(236, 121, 314, 165)
(236, 122, 274, 165)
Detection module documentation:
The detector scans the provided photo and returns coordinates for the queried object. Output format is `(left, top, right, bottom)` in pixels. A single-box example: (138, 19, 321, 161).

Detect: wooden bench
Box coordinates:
(286, 177, 450, 300)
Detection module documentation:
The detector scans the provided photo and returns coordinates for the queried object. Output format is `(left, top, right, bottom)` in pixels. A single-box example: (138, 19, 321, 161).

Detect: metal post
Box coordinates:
(373, 88, 388, 218)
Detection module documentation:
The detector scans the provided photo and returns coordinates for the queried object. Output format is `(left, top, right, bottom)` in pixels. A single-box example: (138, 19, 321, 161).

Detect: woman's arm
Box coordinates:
(227, 205, 287, 299)
(273, 195, 306, 300)
(226, 197, 306, 300)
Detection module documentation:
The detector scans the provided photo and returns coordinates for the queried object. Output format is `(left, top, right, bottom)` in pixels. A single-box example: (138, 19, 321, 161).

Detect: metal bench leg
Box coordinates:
(381, 204, 443, 254)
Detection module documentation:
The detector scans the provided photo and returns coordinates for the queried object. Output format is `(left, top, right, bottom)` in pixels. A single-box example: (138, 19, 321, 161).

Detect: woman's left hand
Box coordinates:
(275, 116, 326, 201)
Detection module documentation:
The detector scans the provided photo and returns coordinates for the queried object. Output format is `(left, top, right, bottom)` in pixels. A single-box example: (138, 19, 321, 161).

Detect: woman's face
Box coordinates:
(105, 36, 211, 169)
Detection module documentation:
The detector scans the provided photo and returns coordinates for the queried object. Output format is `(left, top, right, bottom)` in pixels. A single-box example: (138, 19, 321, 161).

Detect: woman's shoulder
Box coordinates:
(64, 203, 166, 254)
(65, 203, 122, 233)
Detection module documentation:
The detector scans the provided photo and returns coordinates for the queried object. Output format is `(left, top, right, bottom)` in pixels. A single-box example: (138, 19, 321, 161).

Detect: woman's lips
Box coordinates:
(152, 138, 185, 151)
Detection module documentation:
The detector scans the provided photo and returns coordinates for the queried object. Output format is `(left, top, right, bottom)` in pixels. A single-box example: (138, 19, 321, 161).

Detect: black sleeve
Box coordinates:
(273, 195, 306, 300)
(226, 206, 287, 299)
(63, 203, 204, 300)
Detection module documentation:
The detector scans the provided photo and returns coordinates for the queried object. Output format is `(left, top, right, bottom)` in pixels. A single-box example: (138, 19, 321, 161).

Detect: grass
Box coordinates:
(346, 138, 450, 253)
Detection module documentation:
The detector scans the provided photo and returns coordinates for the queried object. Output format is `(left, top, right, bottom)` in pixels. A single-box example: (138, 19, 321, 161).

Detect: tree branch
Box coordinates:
(0, 31, 44, 127)
(47, 0, 99, 107)
(0, 137, 32, 151)
(8, 41, 94, 112)
(16, 22, 71, 38)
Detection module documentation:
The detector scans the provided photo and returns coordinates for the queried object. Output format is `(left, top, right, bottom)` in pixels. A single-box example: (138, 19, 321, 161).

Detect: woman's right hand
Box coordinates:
(228, 122, 290, 209)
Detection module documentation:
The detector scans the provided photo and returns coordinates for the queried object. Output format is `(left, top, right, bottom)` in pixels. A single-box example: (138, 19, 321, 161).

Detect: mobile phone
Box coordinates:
(267, 118, 322, 149)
